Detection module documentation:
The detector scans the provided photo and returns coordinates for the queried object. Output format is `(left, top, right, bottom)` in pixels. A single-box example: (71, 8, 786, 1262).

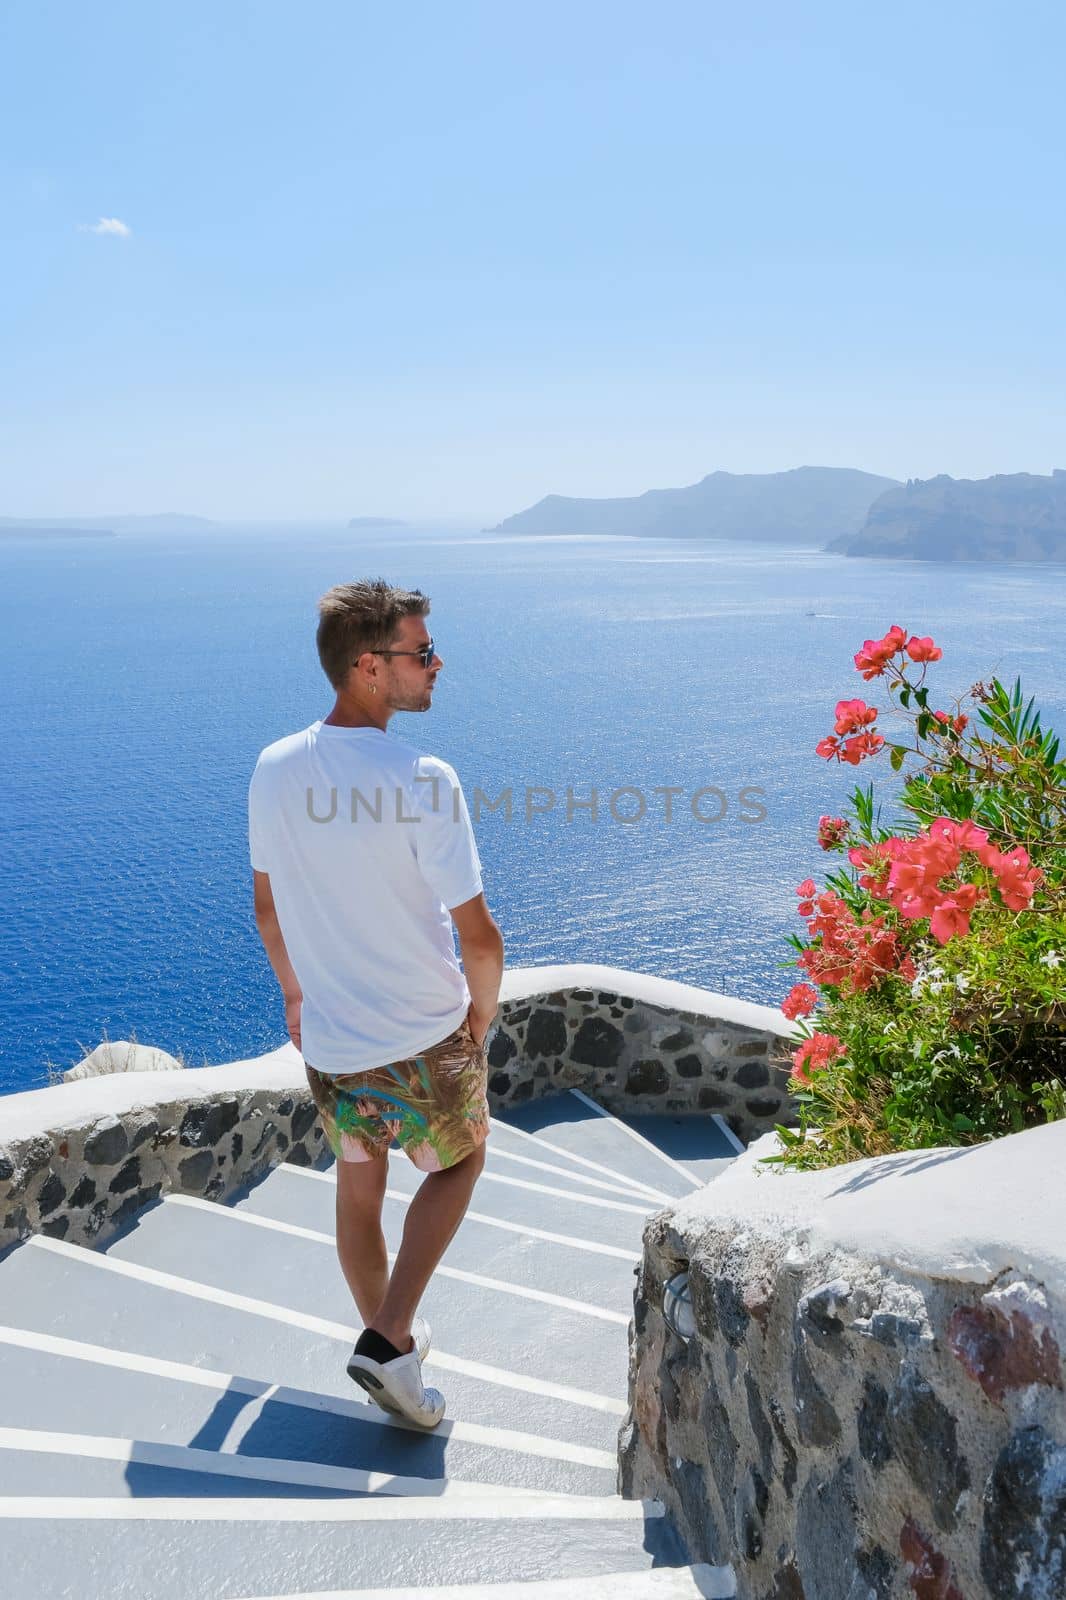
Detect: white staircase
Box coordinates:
(0, 1091, 738, 1598)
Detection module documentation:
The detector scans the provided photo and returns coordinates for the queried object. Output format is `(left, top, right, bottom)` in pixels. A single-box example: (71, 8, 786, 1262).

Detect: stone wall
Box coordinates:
(1, 964, 794, 1257)
(0, 1048, 324, 1256)
(492, 964, 795, 1146)
(619, 1121, 1066, 1600)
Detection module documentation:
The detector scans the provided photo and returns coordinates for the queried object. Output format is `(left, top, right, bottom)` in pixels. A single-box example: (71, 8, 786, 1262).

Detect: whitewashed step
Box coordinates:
(486, 1118, 675, 1205)
(614, 1111, 741, 1186)
(0, 1328, 617, 1499)
(2, 1237, 623, 1454)
(247, 1565, 738, 1598)
(0, 1497, 687, 1597)
(375, 1153, 651, 1252)
(239, 1165, 640, 1316)
(384, 1147, 654, 1229)
(0, 1424, 592, 1500)
(0, 1103, 738, 1600)
(480, 1137, 668, 1204)
(104, 1199, 633, 1408)
(494, 1093, 707, 1200)
(169, 1193, 631, 1331)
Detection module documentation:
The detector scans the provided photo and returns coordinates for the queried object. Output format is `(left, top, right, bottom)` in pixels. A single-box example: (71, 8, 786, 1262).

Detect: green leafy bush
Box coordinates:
(767, 627, 1066, 1170)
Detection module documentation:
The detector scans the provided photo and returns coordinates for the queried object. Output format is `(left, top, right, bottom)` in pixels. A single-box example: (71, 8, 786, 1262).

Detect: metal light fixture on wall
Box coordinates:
(663, 1270, 696, 1342)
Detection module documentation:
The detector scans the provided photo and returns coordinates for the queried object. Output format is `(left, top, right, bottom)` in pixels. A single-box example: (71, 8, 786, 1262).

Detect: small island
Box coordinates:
(0, 513, 215, 536)
(830, 470, 1066, 562)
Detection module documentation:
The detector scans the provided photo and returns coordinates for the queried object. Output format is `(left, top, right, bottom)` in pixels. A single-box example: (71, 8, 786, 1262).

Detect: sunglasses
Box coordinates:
(370, 637, 436, 669)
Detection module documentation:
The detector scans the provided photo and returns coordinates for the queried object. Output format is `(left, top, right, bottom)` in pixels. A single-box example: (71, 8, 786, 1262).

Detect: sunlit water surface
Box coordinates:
(2, 526, 1063, 1092)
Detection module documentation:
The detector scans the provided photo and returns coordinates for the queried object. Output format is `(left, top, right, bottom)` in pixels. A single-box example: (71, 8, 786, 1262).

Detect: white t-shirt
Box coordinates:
(248, 721, 483, 1073)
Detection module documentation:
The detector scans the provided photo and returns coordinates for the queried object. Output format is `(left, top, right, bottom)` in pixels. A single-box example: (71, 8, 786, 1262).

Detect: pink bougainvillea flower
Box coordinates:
(795, 878, 817, 917)
(898, 955, 918, 982)
(781, 982, 819, 1019)
(989, 845, 1043, 910)
(847, 841, 894, 895)
(930, 817, 990, 854)
(833, 698, 879, 736)
(877, 813, 1044, 942)
(840, 731, 885, 765)
(886, 825, 964, 920)
(853, 625, 906, 680)
(929, 883, 980, 944)
(938, 835, 1042, 910)
(797, 892, 903, 993)
(818, 815, 849, 850)
(820, 699, 884, 762)
(905, 634, 943, 663)
(790, 1031, 846, 1085)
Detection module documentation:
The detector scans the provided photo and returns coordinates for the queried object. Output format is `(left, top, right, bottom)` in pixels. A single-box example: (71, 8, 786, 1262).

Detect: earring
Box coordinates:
(370, 685, 377, 696)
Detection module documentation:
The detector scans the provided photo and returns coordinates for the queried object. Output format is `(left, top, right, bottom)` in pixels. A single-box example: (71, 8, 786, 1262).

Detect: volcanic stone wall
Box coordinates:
(620, 1125, 1066, 1600)
(489, 976, 794, 1145)
(0, 1072, 325, 1255)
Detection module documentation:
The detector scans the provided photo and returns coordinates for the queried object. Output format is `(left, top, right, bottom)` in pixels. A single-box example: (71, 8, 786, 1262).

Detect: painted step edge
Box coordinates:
(0, 1324, 618, 1470)
(477, 1143, 667, 1202)
(276, 1166, 642, 1262)
(244, 1563, 738, 1598)
(0, 1493, 667, 1524)
(487, 1117, 673, 1204)
(711, 1114, 746, 1156)
(0, 1424, 579, 1503)
(568, 1090, 705, 1189)
(165, 1194, 630, 1324)
(24, 1236, 630, 1415)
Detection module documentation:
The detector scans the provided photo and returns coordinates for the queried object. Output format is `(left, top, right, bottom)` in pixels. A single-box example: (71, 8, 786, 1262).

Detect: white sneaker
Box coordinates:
(347, 1343, 446, 1429)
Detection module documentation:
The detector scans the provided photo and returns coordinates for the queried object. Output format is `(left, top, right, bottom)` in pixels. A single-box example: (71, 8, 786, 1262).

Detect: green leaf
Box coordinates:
(890, 745, 906, 772)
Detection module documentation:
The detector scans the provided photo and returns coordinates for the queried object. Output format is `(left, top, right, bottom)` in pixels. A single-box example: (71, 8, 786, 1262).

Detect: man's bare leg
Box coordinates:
(335, 1153, 390, 1327)
(370, 1142, 486, 1352)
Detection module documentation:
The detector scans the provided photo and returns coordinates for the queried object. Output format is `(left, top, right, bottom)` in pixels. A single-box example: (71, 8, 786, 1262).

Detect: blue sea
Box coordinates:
(2, 526, 1064, 1096)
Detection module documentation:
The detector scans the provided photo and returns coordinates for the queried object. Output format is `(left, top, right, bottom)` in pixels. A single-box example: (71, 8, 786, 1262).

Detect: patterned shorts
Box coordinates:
(305, 1017, 490, 1173)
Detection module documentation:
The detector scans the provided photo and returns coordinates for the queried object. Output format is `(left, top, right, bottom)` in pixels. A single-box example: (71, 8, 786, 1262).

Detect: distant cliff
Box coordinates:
(490, 466, 899, 543)
(830, 470, 1066, 561)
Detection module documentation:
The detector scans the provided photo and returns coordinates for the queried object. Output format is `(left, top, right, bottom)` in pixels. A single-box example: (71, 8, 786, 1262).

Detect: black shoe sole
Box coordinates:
(347, 1363, 404, 1416)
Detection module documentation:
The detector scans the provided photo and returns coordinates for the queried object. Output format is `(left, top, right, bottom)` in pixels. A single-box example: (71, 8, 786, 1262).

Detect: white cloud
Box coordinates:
(80, 217, 132, 238)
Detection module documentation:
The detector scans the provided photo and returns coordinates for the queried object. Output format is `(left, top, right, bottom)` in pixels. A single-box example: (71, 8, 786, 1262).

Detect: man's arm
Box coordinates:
(253, 869, 303, 1052)
(450, 892, 504, 1048)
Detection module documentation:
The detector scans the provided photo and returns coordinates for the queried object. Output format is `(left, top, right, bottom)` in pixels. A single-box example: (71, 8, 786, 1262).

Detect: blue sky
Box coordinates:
(2, 0, 1064, 521)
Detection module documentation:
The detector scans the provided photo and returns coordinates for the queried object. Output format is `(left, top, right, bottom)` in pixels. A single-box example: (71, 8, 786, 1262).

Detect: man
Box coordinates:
(248, 578, 504, 1429)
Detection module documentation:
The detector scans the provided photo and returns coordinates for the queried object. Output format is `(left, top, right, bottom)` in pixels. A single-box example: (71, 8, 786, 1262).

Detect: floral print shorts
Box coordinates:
(305, 1017, 490, 1173)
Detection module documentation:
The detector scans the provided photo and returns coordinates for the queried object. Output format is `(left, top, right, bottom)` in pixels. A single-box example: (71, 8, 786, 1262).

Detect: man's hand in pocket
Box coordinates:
(285, 995, 303, 1053)
(466, 1005, 494, 1049)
